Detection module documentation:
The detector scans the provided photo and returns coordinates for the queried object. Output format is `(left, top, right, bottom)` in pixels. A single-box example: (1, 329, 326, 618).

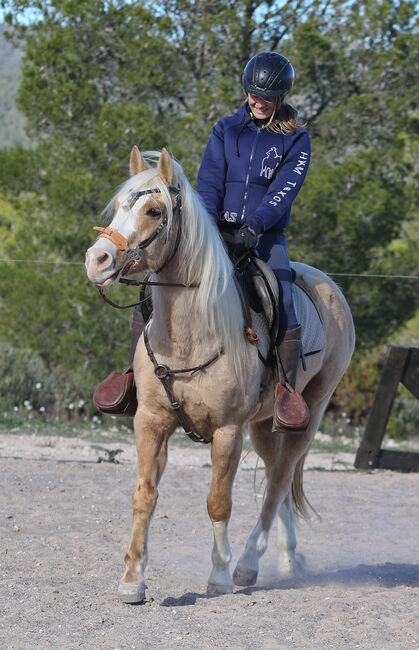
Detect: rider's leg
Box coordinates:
(257, 231, 309, 431)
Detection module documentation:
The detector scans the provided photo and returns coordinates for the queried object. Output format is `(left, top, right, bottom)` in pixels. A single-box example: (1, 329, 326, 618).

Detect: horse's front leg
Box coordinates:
(118, 407, 175, 603)
(207, 425, 242, 595)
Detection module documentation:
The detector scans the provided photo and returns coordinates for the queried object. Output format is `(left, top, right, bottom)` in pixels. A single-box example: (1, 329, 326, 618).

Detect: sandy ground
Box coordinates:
(0, 430, 418, 650)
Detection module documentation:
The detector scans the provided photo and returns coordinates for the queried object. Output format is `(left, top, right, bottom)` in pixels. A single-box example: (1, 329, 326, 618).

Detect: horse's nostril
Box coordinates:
(98, 252, 110, 266)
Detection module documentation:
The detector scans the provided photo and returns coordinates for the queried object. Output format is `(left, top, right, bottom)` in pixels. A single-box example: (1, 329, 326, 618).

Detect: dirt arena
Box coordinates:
(0, 431, 418, 649)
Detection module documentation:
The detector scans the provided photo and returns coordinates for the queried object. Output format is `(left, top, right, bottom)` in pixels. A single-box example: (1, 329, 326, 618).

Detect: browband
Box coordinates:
(93, 185, 180, 252)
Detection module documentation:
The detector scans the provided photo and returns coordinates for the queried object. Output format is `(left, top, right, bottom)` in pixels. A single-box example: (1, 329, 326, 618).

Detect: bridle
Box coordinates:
(92, 182, 219, 444)
(92, 184, 195, 309)
(93, 185, 182, 276)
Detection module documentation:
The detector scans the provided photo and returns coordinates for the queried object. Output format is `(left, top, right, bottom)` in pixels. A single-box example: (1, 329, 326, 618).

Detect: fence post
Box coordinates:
(354, 345, 419, 472)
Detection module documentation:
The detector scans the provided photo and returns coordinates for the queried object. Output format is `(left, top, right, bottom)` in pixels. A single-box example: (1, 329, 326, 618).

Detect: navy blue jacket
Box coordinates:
(197, 103, 310, 235)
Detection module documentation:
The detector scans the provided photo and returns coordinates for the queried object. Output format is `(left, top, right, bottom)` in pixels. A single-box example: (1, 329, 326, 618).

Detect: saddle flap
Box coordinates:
(243, 257, 280, 350)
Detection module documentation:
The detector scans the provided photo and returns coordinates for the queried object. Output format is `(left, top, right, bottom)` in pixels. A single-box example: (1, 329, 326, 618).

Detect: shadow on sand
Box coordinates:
(160, 562, 419, 607)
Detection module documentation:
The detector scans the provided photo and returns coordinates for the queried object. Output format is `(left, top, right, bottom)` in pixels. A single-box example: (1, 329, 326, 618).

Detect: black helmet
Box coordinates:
(242, 52, 294, 98)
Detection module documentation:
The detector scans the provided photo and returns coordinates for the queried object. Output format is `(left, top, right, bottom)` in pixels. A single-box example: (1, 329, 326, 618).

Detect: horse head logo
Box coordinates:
(260, 147, 282, 179)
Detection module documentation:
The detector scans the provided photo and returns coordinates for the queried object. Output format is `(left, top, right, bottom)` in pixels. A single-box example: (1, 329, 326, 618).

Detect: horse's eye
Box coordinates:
(147, 207, 162, 219)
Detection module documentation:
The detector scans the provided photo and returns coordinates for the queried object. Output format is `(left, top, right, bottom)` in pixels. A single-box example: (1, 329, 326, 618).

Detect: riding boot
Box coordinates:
(93, 309, 145, 416)
(273, 325, 310, 433)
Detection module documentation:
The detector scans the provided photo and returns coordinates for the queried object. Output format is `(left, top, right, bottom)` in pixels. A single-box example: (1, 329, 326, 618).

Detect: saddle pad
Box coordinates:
(249, 257, 324, 356)
(292, 283, 325, 355)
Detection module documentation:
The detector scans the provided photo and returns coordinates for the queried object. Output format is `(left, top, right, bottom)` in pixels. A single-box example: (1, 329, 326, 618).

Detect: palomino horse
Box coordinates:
(85, 147, 355, 603)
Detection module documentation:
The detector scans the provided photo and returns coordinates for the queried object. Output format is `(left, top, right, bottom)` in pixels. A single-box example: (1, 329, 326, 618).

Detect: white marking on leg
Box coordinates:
(207, 521, 234, 594)
(277, 491, 299, 576)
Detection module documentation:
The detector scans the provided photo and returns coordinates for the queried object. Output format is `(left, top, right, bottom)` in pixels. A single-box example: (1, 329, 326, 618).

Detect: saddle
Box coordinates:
(236, 256, 280, 355)
(239, 257, 325, 362)
(141, 245, 324, 363)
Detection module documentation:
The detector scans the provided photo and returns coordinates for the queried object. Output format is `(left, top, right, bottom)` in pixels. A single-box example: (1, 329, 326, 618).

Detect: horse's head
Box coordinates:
(85, 147, 180, 286)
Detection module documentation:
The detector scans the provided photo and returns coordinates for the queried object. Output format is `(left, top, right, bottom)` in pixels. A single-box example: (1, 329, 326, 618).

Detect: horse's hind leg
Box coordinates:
(206, 425, 242, 595)
(276, 489, 299, 576)
(233, 418, 311, 586)
(118, 408, 175, 603)
(234, 370, 344, 586)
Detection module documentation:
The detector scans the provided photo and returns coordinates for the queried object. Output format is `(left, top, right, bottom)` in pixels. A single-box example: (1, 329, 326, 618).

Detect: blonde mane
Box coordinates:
(107, 151, 249, 384)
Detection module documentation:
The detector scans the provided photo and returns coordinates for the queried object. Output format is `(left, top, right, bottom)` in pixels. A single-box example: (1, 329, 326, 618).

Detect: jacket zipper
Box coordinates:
(240, 127, 260, 222)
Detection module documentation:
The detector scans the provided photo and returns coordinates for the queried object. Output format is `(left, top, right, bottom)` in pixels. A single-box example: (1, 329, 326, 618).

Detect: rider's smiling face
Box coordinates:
(247, 94, 276, 120)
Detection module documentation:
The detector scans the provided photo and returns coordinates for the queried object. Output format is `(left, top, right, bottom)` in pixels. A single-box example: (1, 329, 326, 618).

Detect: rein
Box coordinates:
(96, 278, 198, 310)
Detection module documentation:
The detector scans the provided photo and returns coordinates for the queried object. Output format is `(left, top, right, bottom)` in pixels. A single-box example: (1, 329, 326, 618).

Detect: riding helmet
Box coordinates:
(242, 52, 294, 98)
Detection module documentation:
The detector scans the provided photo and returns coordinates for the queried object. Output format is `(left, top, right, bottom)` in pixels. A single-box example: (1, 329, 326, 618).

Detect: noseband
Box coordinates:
(93, 185, 182, 275)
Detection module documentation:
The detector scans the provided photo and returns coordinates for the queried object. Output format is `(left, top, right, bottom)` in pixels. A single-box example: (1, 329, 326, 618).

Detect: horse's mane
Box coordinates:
(107, 151, 249, 385)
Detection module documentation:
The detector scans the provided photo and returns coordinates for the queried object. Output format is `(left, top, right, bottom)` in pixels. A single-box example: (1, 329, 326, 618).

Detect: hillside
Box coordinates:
(0, 23, 29, 148)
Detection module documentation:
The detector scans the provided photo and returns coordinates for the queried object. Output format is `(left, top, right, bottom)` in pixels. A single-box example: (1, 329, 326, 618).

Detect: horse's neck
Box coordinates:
(150, 271, 208, 358)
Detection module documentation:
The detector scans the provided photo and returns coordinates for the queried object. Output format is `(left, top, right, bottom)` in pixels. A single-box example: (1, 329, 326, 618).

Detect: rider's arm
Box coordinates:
(245, 130, 311, 234)
(197, 121, 227, 223)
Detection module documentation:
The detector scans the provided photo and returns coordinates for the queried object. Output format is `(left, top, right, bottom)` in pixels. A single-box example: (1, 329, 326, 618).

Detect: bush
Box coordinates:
(0, 341, 98, 420)
(329, 349, 383, 424)
(387, 390, 419, 441)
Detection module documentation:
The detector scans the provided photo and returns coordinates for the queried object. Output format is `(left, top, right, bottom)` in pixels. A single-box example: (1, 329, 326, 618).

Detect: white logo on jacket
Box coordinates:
(260, 147, 282, 179)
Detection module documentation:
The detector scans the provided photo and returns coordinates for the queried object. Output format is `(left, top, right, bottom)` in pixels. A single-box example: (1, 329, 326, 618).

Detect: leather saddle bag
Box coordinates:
(93, 368, 138, 417)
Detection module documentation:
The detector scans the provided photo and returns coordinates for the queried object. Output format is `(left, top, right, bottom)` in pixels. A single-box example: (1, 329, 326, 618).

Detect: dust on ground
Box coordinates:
(0, 428, 418, 650)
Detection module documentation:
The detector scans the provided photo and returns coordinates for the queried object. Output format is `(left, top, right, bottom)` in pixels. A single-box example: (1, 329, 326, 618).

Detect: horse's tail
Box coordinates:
(292, 452, 319, 520)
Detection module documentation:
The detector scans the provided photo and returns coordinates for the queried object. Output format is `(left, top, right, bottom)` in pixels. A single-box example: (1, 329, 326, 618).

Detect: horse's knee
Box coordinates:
(133, 479, 158, 512)
(207, 493, 232, 523)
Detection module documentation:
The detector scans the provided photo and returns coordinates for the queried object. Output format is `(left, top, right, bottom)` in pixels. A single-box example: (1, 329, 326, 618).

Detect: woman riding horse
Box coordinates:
(95, 51, 310, 431)
(197, 51, 310, 430)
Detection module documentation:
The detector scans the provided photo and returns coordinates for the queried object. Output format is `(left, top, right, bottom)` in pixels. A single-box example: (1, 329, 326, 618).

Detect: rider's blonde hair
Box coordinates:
(266, 95, 306, 134)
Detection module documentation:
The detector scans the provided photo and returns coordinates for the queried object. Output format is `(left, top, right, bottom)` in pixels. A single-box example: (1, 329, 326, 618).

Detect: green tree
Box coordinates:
(0, 0, 418, 400)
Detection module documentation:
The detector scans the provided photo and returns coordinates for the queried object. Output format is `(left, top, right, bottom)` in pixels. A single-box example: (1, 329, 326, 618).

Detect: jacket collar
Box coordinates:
(235, 102, 270, 130)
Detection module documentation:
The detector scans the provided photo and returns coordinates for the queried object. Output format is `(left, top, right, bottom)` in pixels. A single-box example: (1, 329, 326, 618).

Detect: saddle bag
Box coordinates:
(93, 367, 138, 417)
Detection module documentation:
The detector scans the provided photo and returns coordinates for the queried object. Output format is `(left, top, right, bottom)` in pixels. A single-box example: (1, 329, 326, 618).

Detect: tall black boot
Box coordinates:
(272, 325, 310, 432)
(93, 309, 145, 416)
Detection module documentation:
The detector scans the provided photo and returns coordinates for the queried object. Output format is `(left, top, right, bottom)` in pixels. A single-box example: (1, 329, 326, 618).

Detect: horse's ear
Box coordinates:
(157, 148, 173, 186)
(130, 146, 149, 176)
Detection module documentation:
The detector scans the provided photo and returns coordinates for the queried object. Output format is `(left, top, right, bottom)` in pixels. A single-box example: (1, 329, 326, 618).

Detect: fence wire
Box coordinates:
(0, 258, 417, 280)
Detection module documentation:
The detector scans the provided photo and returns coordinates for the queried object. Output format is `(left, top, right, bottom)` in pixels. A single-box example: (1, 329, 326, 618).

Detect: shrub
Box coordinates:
(386, 390, 419, 441)
(0, 341, 98, 420)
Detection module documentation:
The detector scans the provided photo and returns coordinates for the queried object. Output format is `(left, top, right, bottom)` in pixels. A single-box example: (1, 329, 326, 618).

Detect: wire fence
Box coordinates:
(0, 257, 418, 280)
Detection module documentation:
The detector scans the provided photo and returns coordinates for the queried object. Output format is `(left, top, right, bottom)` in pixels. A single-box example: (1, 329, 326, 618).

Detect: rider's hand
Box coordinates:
(234, 226, 258, 255)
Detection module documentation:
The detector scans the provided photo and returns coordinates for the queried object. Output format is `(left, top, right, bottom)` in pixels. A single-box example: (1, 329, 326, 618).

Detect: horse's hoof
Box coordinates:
(206, 582, 234, 596)
(232, 565, 258, 587)
(118, 581, 146, 604)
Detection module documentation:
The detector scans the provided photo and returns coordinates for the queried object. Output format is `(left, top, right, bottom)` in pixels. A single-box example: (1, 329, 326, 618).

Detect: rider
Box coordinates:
(196, 51, 310, 431)
(94, 51, 310, 431)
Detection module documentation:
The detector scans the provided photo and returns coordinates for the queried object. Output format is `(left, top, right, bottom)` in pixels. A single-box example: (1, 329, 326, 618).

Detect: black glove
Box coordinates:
(233, 226, 258, 256)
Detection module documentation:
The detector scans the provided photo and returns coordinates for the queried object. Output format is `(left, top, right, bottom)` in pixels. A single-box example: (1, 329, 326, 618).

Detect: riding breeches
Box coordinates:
(256, 229, 298, 331)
